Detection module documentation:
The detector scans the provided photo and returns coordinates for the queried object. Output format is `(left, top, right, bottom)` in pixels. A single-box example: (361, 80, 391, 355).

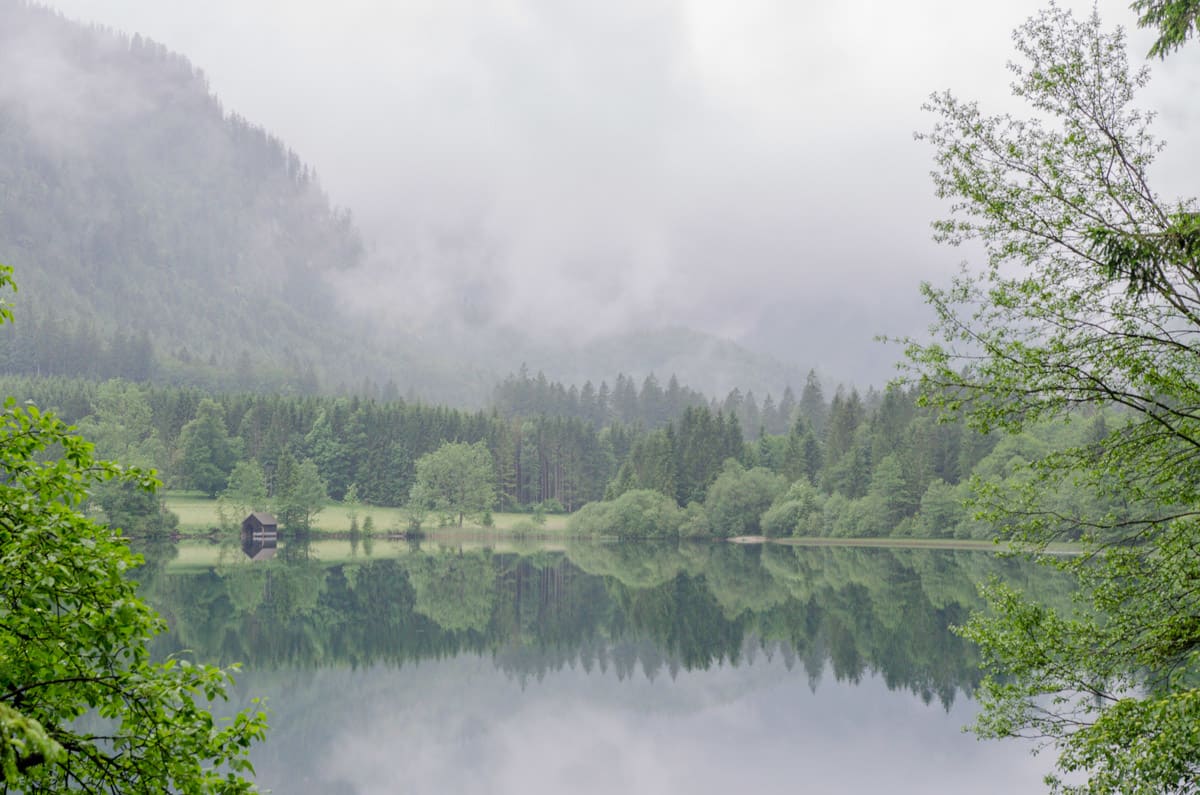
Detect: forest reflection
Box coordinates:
(137, 541, 1072, 709)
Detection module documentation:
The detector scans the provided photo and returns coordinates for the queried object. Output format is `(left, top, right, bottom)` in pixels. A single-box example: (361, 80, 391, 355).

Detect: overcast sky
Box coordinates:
(44, 0, 1200, 380)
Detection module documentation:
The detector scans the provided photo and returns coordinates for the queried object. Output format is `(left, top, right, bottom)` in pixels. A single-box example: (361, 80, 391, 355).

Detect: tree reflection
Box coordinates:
(141, 542, 1071, 706)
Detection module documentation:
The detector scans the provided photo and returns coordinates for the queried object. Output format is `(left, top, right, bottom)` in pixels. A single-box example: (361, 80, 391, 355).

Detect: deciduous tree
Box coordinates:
(177, 398, 240, 497)
(274, 456, 327, 531)
(410, 441, 495, 527)
(909, 5, 1200, 791)
(0, 266, 264, 791)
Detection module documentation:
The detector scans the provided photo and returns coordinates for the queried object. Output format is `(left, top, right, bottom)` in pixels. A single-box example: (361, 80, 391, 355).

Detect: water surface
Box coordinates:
(136, 540, 1070, 794)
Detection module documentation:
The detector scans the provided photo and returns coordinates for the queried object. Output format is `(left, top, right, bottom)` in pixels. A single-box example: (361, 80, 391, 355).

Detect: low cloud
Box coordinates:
(40, 0, 1200, 381)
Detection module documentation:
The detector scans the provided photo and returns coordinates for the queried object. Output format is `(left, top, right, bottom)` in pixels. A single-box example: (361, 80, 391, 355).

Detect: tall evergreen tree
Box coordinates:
(799, 370, 828, 435)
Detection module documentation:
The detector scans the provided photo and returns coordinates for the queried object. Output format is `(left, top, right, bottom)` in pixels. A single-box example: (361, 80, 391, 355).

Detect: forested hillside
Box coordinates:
(0, 1, 813, 401)
(0, 1, 391, 390)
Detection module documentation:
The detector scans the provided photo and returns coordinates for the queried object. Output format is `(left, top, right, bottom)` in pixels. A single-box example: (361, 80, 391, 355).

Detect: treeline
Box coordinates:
(6, 372, 1117, 538)
(0, 375, 753, 529)
(4, 374, 795, 518)
(573, 383, 992, 538)
(0, 376, 619, 514)
(494, 368, 708, 428)
(0, 309, 332, 393)
(575, 385, 1124, 540)
(494, 367, 829, 437)
(0, 312, 155, 381)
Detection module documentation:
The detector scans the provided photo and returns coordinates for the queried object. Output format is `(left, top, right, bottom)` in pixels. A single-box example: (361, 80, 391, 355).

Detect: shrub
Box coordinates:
(704, 463, 787, 538)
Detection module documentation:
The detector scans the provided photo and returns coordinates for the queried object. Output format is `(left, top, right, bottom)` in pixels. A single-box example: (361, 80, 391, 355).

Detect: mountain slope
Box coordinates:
(0, 0, 372, 387)
(0, 1, 818, 402)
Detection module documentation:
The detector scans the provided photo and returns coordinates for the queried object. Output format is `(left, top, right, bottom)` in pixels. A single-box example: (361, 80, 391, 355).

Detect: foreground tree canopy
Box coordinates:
(1132, 0, 1200, 56)
(0, 267, 265, 791)
(909, 4, 1200, 792)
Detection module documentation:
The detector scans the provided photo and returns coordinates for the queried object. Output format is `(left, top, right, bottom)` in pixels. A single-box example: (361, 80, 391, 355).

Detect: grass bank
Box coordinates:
(163, 492, 570, 535)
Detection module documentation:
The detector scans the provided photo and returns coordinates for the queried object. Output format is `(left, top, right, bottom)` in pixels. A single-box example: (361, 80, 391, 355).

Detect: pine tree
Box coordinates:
(799, 370, 828, 435)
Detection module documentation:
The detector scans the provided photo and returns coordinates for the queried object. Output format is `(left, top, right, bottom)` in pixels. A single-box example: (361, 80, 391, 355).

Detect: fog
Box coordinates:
(42, 0, 1200, 385)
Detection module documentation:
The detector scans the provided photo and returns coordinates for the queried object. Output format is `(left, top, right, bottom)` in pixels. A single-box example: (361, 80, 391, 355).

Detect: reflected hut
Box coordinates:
(241, 511, 278, 561)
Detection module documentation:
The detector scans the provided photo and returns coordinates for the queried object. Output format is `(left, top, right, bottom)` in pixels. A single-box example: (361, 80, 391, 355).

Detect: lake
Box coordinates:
(134, 539, 1072, 794)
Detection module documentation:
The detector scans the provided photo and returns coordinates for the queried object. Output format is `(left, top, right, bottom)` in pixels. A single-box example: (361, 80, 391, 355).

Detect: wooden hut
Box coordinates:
(242, 512, 278, 538)
(241, 512, 278, 561)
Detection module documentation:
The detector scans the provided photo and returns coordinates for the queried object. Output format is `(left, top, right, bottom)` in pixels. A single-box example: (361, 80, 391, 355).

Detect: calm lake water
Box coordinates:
(135, 540, 1071, 794)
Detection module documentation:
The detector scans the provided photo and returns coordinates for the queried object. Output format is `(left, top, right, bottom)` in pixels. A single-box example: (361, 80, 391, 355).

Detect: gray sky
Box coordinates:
(44, 0, 1200, 381)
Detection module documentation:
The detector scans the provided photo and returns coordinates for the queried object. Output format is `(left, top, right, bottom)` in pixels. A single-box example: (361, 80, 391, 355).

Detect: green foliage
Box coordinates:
(703, 462, 786, 538)
(611, 428, 677, 499)
(909, 5, 1200, 790)
(403, 483, 433, 532)
(1131, 0, 1199, 57)
(493, 367, 709, 428)
(76, 379, 165, 468)
(0, 703, 63, 783)
(222, 459, 270, 517)
(76, 379, 180, 536)
(273, 456, 328, 531)
(405, 552, 497, 633)
(759, 499, 806, 538)
(410, 441, 496, 527)
(859, 454, 912, 535)
(823, 386, 864, 463)
(914, 479, 968, 538)
(304, 408, 354, 500)
(607, 490, 684, 538)
(0, 368, 1104, 542)
(959, 533, 1200, 793)
(678, 501, 711, 538)
(0, 388, 264, 787)
(342, 482, 361, 522)
(567, 489, 684, 539)
(567, 500, 613, 536)
(95, 478, 180, 538)
(761, 481, 825, 537)
(177, 399, 240, 497)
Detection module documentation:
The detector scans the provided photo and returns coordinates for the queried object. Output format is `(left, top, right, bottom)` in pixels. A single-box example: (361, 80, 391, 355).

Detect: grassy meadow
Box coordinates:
(162, 491, 571, 535)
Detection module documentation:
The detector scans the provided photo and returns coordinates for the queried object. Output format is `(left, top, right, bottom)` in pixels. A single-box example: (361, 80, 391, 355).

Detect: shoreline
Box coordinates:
(159, 493, 1078, 552)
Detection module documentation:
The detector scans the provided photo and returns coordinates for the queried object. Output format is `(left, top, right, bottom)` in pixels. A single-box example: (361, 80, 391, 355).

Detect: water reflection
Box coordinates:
(135, 541, 1071, 794)
(239, 659, 1053, 795)
(241, 533, 277, 561)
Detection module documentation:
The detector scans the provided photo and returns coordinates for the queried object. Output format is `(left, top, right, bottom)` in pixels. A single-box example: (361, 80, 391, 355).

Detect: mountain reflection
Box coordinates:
(139, 542, 1070, 708)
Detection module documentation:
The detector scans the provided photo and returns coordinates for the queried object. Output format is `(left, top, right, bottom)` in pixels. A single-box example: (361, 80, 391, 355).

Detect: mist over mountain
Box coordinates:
(0, 1, 379, 387)
(0, 0, 832, 400)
